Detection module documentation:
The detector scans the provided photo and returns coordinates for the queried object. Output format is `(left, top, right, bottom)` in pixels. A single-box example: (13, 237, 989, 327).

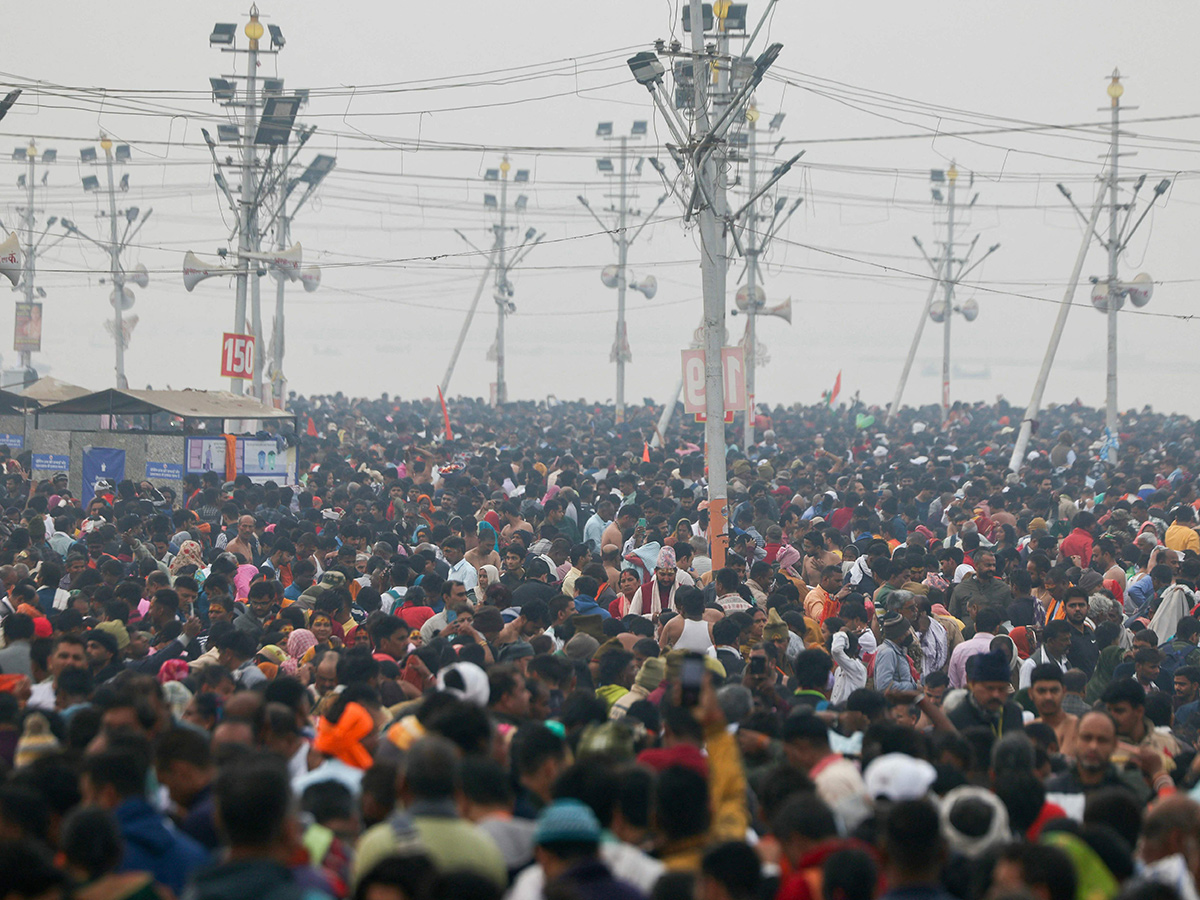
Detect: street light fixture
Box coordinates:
(210, 23, 237, 45)
(627, 51, 666, 87)
(209, 78, 235, 102)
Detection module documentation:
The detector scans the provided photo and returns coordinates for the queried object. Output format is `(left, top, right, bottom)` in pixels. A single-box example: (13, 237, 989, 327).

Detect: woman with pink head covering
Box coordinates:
(286, 628, 318, 665)
(776, 542, 809, 596)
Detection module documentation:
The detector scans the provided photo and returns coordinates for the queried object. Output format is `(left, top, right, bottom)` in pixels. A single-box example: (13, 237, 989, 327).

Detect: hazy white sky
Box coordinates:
(3, 1, 1199, 415)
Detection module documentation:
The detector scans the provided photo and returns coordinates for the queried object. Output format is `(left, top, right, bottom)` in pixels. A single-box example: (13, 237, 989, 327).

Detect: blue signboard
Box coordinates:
(0, 434, 24, 449)
(82, 447, 125, 505)
(146, 461, 183, 481)
(32, 454, 69, 472)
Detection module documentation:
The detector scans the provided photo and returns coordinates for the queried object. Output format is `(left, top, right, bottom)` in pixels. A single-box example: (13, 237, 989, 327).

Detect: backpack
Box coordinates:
(1161, 641, 1196, 679)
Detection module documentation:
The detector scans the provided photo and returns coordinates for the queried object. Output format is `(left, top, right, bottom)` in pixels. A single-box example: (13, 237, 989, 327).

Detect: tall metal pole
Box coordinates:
(885, 277, 941, 426)
(1008, 191, 1105, 473)
(1104, 74, 1121, 466)
(231, 15, 260, 396)
(742, 114, 759, 450)
(615, 136, 630, 424)
(940, 163, 957, 424)
(441, 252, 496, 396)
(493, 157, 510, 406)
(271, 204, 288, 408)
(100, 139, 128, 389)
(691, 0, 729, 570)
(20, 142, 34, 371)
(250, 220, 265, 400)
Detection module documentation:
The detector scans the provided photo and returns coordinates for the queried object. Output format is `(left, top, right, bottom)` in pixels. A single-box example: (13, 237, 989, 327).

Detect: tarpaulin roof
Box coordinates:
(19, 377, 90, 405)
(37, 388, 295, 420)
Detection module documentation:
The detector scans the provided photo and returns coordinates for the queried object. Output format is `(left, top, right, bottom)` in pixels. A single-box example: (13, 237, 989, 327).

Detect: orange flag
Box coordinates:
(437, 387, 454, 441)
(642, 442, 651, 463)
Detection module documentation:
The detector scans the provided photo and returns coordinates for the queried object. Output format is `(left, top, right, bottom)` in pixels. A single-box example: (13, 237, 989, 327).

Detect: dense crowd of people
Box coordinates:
(1, 393, 1200, 900)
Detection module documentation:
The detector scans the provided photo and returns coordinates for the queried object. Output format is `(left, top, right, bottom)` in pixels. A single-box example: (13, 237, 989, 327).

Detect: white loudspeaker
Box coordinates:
(600, 265, 619, 288)
(109, 286, 135, 311)
(630, 275, 657, 299)
(736, 283, 766, 311)
(961, 298, 979, 322)
(246, 242, 302, 281)
(300, 265, 321, 293)
(764, 298, 792, 323)
(182, 251, 232, 292)
(1128, 272, 1153, 307)
(130, 263, 149, 288)
(929, 300, 947, 323)
(0, 233, 22, 287)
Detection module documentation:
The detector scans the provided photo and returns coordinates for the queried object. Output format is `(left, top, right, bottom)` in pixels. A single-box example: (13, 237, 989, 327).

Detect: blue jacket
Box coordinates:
(114, 797, 209, 896)
(874, 639, 919, 694)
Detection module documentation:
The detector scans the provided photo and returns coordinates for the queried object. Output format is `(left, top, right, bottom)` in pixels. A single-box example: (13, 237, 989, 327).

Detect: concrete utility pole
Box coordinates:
(101, 138, 128, 389)
(579, 122, 667, 425)
(939, 165, 957, 423)
(1104, 71, 1122, 466)
(20, 142, 35, 373)
(494, 157, 510, 406)
(690, 0, 731, 569)
(886, 165, 998, 427)
(741, 116, 759, 450)
(1010, 71, 1168, 471)
(63, 138, 152, 389)
(13, 140, 58, 376)
(615, 136, 631, 421)
(473, 158, 540, 406)
(203, 6, 315, 405)
(233, 11, 261, 397)
(734, 106, 797, 448)
(628, 0, 793, 568)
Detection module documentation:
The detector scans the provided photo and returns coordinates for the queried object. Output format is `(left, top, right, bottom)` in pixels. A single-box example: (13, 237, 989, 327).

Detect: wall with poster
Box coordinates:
(185, 437, 237, 477)
(185, 436, 297, 486)
(28, 430, 186, 506)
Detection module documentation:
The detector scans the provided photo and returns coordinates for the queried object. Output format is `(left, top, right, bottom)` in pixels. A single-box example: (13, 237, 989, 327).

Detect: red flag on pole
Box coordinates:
(306, 416, 318, 437)
(642, 442, 651, 463)
(437, 387, 454, 441)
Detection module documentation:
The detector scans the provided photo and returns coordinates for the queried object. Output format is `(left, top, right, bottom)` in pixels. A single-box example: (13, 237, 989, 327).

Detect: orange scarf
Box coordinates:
(313, 702, 375, 769)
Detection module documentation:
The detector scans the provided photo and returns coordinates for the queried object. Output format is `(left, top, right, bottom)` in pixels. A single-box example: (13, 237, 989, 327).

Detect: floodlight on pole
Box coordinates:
(210, 22, 237, 45)
(0, 90, 21, 123)
(627, 51, 666, 87)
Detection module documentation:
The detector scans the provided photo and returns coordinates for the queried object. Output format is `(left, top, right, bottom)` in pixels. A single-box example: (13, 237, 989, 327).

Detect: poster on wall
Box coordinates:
(184, 437, 294, 485)
(243, 439, 296, 485)
(243, 439, 284, 477)
(82, 447, 125, 505)
(185, 437, 240, 476)
(14, 301, 42, 352)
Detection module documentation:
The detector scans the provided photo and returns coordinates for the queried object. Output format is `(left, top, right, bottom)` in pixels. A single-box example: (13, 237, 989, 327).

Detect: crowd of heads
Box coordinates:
(0, 394, 1195, 900)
